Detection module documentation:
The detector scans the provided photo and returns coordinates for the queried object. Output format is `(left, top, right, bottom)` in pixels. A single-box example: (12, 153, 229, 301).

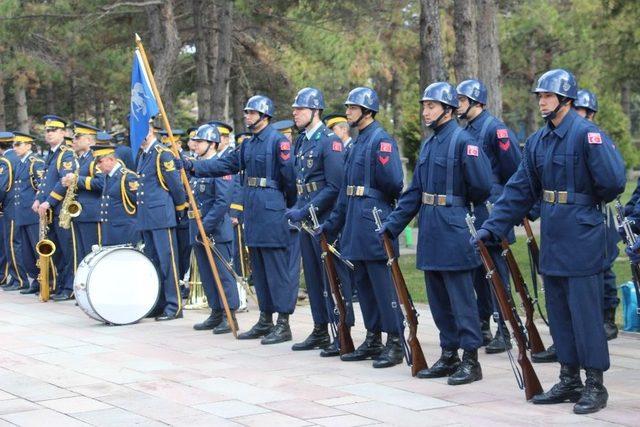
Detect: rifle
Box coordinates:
(466, 214, 543, 400)
(522, 218, 548, 325)
(308, 205, 355, 355)
(614, 199, 640, 314)
(372, 207, 428, 377)
(486, 203, 545, 354)
(288, 220, 354, 270)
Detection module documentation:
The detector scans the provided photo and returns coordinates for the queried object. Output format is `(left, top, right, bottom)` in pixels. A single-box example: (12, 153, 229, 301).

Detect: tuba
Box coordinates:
(36, 209, 56, 302)
(59, 173, 82, 229)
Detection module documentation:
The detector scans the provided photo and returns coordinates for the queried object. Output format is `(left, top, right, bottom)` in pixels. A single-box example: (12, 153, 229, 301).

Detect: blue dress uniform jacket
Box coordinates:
(76, 151, 104, 223)
(36, 144, 77, 214)
(100, 165, 140, 246)
(115, 145, 135, 171)
(483, 110, 625, 277)
(385, 120, 493, 271)
(0, 153, 28, 287)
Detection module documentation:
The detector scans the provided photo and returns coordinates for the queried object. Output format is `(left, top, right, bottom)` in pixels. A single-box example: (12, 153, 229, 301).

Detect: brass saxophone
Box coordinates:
(36, 210, 56, 302)
(59, 173, 82, 229)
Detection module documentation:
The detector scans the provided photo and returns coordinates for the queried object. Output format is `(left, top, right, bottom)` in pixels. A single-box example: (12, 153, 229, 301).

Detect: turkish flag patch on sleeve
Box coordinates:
(332, 141, 343, 152)
(380, 142, 392, 152)
(587, 132, 602, 144)
(280, 141, 291, 160)
(223, 175, 232, 181)
(467, 145, 479, 157)
(496, 129, 509, 139)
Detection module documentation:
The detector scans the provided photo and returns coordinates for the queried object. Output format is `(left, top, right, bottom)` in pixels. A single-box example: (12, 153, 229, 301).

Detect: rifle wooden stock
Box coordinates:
(318, 232, 355, 355)
(379, 232, 428, 376)
(476, 239, 543, 400)
(499, 240, 546, 354)
(522, 219, 540, 270)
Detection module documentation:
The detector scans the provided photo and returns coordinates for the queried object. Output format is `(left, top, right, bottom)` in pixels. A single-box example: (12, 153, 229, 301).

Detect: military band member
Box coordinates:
(318, 87, 405, 368)
(323, 113, 353, 153)
(473, 69, 626, 414)
(182, 95, 297, 344)
(34, 115, 78, 301)
(0, 133, 13, 286)
(137, 122, 188, 320)
(92, 145, 140, 246)
(189, 124, 239, 334)
(111, 131, 135, 171)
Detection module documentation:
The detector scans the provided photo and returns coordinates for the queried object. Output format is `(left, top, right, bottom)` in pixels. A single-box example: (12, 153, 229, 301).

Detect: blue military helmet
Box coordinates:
(532, 68, 578, 100)
(193, 124, 221, 144)
(421, 82, 459, 108)
(292, 87, 325, 110)
(456, 79, 487, 105)
(344, 87, 379, 112)
(575, 89, 598, 112)
(244, 95, 275, 117)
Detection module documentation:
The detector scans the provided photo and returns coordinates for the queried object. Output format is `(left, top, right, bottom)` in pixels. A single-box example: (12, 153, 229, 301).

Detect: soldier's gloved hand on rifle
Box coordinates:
(175, 156, 193, 172)
(470, 228, 493, 248)
(625, 240, 640, 264)
(285, 208, 306, 222)
(376, 223, 391, 239)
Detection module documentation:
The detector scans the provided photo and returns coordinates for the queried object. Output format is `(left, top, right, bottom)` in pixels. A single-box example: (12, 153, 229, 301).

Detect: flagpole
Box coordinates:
(134, 33, 238, 338)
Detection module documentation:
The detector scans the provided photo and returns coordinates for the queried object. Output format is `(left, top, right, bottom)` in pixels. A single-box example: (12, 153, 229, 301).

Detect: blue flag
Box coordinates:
(129, 49, 158, 154)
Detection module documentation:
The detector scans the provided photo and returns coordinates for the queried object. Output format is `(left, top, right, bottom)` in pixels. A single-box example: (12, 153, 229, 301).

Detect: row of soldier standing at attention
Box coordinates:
(0, 67, 631, 415)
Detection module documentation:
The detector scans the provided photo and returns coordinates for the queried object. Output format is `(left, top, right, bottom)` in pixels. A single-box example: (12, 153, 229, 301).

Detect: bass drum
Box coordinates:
(74, 245, 160, 325)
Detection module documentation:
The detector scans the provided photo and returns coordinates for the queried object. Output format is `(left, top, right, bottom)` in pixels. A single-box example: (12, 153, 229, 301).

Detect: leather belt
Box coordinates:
(542, 190, 596, 206)
(345, 185, 386, 201)
(245, 177, 278, 189)
(296, 181, 325, 196)
(421, 192, 466, 207)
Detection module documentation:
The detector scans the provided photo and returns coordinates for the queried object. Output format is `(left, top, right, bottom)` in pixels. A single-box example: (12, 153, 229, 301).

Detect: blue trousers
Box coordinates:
(5, 218, 28, 287)
(18, 223, 39, 279)
(142, 228, 181, 315)
(352, 260, 401, 334)
(232, 223, 243, 277)
(51, 220, 78, 293)
(603, 266, 619, 309)
(425, 269, 483, 351)
(299, 231, 354, 326)
(0, 215, 8, 282)
(250, 246, 297, 314)
(473, 245, 510, 323)
(545, 274, 610, 371)
(176, 221, 192, 280)
(102, 222, 140, 246)
(75, 222, 100, 262)
(289, 229, 301, 289)
(194, 240, 239, 310)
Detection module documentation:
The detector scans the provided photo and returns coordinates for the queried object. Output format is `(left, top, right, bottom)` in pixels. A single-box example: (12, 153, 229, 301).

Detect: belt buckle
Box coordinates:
(437, 195, 447, 206)
(258, 178, 267, 187)
(346, 185, 354, 196)
(557, 191, 568, 204)
(543, 190, 554, 203)
(296, 184, 304, 195)
(307, 182, 317, 192)
(187, 211, 195, 219)
(423, 193, 435, 205)
(248, 177, 257, 187)
(355, 186, 365, 197)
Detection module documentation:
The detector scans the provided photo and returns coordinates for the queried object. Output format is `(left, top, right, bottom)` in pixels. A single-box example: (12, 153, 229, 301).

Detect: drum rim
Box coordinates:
(84, 245, 161, 325)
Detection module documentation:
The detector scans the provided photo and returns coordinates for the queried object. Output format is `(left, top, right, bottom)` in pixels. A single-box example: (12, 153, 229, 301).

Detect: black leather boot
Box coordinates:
(573, 369, 608, 414)
(485, 327, 512, 354)
(603, 307, 618, 341)
(261, 313, 292, 344)
(532, 344, 558, 363)
(372, 334, 404, 368)
(238, 312, 274, 340)
(448, 349, 482, 385)
(20, 283, 40, 295)
(3, 281, 21, 291)
(532, 364, 583, 404)
(193, 310, 223, 331)
(320, 340, 340, 357)
(291, 323, 331, 351)
(213, 311, 238, 335)
(480, 320, 492, 346)
(340, 331, 384, 361)
(417, 349, 461, 378)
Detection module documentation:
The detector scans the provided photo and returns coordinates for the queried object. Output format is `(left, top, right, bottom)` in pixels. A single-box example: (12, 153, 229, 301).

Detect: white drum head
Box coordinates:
(86, 248, 160, 325)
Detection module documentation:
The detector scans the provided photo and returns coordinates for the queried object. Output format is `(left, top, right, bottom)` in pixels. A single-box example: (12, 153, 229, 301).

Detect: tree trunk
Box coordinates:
(0, 60, 5, 130)
(45, 80, 55, 115)
(525, 39, 538, 135)
(192, 0, 211, 122)
(419, 0, 447, 91)
(103, 98, 111, 130)
(14, 73, 29, 133)
(210, 0, 233, 120)
(476, 0, 502, 117)
(70, 74, 78, 119)
(453, 0, 478, 82)
(95, 96, 103, 128)
(229, 73, 245, 134)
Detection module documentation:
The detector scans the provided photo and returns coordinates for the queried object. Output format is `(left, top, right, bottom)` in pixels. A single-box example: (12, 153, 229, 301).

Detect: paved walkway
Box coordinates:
(0, 292, 638, 426)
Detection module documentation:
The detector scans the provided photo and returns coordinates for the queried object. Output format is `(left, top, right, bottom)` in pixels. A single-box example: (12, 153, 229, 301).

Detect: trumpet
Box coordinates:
(36, 209, 56, 302)
(59, 173, 82, 229)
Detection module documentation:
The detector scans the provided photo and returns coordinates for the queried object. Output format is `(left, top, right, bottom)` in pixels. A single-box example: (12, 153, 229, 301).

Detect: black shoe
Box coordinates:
(448, 349, 482, 385)
(417, 349, 461, 378)
(485, 328, 512, 354)
(340, 331, 384, 361)
(194, 310, 223, 330)
(532, 344, 558, 363)
(532, 364, 583, 404)
(372, 334, 404, 368)
(261, 313, 292, 345)
(573, 369, 608, 414)
(603, 307, 618, 341)
(292, 324, 330, 351)
(213, 312, 238, 335)
(155, 310, 183, 321)
(51, 291, 74, 301)
(238, 312, 274, 340)
(480, 320, 492, 346)
(20, 284, 40, 295)
(3, 282, 21, 291)
(320, 341, 340, 357)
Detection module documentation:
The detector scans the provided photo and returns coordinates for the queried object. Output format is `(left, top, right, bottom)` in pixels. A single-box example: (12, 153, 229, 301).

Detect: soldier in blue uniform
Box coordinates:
(229, 132, 250, 291)
(188, 124, 239, 334)
(285, 88, 353, 353)
(136, 121, 188, 320)
(34, 115, 79, 301)
(381, 83, 492, 382)
(92, 145, 140, 246)
(456, 79, 522, 353)
(182, 95, 297, 344)
(472, 69, 626, 414)
(63, 122, 104, 262)
(0, 133, 14, 286)
(111, 131, 135, 171)
(316, 87, 404, 368)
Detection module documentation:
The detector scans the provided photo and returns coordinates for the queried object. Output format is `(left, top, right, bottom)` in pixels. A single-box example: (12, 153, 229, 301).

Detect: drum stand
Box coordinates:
(185, 251, 208, 309)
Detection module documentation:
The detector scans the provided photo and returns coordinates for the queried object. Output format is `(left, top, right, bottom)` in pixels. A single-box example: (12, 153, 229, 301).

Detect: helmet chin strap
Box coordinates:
(296, 110, 315, 132)
(457, 101, 476, 120)
(542, 96, 568, 122)
(247, 113, 266, 131)
(349, 108, 369, 128)
(427, 107, 449, 129)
